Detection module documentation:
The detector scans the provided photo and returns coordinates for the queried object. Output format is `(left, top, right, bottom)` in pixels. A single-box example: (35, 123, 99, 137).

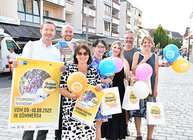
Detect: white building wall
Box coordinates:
(96, 0, 104, 35)
(72, 0, 82, 33)
(119, 1, 127, 40)
(0, 0, 17, 18)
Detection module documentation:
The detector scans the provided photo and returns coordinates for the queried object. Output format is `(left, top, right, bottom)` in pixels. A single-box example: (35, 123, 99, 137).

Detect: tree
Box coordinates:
(170, 38, 182, 48)
(153, 24, 168, 49)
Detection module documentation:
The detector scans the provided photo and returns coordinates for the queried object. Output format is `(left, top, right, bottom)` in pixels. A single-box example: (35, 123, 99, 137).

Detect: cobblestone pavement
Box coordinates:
(0, 60, 193, 140)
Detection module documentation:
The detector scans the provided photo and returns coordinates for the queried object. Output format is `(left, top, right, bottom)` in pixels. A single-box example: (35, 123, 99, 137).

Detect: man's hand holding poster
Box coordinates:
(8, 58, 63, 130)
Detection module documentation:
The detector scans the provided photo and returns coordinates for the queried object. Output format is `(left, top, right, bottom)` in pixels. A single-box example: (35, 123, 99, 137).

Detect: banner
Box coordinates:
(122, 86, 139, 110)
(146, 102, 165, 125)
(8, 58, 63, 130)
(101, 87, 122, 116)
(72, 84, 104, 126)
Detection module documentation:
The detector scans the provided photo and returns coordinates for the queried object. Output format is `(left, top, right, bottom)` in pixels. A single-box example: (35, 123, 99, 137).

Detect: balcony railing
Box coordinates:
(43, 16, 65, 27)
(103, 0, 112, 6)
(45, 0, 65, 7)
(112, 16, 119, 25)
(112, 0, 120, 10)
(83, 6, 96, 17)
(82, 25, 96, 33)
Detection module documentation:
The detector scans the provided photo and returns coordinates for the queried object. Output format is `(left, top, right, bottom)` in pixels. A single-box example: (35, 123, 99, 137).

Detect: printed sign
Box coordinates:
(72, 84, 104, 126)
(8, 58, 63, 130)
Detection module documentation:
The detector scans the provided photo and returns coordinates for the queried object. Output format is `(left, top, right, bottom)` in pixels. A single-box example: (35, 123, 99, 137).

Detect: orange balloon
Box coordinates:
(172, 58, 190, 73)
(67, 72, 87, 95)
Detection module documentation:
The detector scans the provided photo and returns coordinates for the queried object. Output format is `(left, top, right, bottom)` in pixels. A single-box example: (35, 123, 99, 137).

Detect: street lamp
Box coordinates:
(83, 0, 93, 45)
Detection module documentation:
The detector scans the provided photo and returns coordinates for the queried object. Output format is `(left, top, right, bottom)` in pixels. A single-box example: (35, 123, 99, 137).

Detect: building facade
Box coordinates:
(0, 0, 143, 47)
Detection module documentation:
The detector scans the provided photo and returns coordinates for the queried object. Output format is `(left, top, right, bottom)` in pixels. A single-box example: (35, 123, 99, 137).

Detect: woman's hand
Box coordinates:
(95, 84, 102, 92)
(152, 88, 158, 98)
(71, 94, 81, 100)
(131, 77, 138, 82)
(60, 65, 67, 72)
(104, 78, 112, 84)
(164, 62, 172, 67)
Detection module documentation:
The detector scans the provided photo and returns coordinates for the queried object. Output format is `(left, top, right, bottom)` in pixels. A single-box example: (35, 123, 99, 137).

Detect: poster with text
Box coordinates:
(72, 84, 104, 126)
(8, 58, 63, 130)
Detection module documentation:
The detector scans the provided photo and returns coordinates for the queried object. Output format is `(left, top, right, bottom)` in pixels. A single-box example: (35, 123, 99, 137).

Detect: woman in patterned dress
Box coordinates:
(59, 44, 102, 140)
(131, 35, 159, 140)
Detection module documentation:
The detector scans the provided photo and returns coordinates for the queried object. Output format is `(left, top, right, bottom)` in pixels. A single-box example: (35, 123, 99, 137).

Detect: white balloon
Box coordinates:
(133, 81, 150, 99)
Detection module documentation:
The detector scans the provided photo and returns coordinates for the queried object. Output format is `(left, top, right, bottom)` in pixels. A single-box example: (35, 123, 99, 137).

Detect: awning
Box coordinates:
(103, 37, 124, 45)
(0, 23, 62, 39)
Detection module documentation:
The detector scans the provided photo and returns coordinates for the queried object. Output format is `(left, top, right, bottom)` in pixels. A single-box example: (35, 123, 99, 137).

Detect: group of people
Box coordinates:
(13, 21, 171, 140)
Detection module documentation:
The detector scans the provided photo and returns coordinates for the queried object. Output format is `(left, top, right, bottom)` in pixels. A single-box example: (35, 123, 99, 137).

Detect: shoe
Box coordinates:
(136, 136, 143, 140)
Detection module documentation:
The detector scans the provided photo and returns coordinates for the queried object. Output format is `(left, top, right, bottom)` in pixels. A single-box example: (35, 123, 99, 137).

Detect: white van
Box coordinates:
(0, 28, 22, 73)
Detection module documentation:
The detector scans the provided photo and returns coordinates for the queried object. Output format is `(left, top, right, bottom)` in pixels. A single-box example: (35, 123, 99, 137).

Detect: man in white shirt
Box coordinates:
(21, 21, 60, 140)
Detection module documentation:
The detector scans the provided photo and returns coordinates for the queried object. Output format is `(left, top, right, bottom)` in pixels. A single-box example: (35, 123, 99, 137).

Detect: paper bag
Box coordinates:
(101, 87, 122, 116)
(146, 102, 165, 125)
(122, 86, 139, 110)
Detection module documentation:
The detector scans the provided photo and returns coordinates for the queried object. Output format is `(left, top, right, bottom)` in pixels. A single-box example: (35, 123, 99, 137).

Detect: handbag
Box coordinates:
(101, 87, 122, 116)
(122, 86, 139, 110)
(146, 102, 165, 125)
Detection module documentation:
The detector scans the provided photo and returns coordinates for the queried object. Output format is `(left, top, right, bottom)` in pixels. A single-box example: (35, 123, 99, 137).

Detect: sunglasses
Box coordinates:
(77, 52, 89, 56)
(96, 45, 106, 49)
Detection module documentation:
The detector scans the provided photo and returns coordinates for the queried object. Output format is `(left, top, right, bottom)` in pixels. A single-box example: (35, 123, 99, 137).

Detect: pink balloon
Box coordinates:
(136, 63, 153, 81)
(112, 57, 123, 73)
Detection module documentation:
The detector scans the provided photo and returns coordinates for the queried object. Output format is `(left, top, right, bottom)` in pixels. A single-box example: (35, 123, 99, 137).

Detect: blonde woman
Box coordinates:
(101, 41, 130, 140)
(131, 35, 159, 140)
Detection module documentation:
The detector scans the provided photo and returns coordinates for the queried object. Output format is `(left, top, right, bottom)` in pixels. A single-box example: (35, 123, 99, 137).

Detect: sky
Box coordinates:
(128, 0, 193, 35)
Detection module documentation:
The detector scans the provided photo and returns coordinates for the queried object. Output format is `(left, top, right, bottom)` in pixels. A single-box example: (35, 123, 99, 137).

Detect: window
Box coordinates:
(43, 10, 49, 17)
(33, 0, 40, 15)
(17, 0, 40, 23)
(104, 22, 110, 31)
(26, 0, 32, 14)
(104, 5, 111, 16)
(17, 0, 25, 12)
(6, 40, 20, 54)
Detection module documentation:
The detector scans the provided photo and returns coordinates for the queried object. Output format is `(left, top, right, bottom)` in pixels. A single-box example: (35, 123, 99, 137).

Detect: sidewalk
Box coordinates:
(0, 61, 193, 140)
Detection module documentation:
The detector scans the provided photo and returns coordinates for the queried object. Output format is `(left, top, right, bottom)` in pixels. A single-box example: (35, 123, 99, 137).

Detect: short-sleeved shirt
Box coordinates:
(124, 47, 139, 70)
(60, 64, 101, 89)
(7, 52, 16, 61)
(22, 39, 60, 62)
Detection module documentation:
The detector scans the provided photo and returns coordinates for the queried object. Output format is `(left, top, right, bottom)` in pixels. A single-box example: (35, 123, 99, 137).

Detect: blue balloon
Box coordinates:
(99, 59, 116, 76)
(163, 44, 179, 62)
(108, 51, 112, 57)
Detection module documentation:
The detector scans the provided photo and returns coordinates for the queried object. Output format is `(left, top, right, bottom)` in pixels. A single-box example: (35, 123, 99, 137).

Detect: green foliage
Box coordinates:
(169, 38, 182, 48)
(153, 24, 182, 49)
(153, 24, 168, 49)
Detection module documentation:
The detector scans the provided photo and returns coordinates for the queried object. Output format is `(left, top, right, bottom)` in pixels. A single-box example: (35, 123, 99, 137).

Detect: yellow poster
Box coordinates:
(72, 84, 104, 126)
(8, 58, 63, 130)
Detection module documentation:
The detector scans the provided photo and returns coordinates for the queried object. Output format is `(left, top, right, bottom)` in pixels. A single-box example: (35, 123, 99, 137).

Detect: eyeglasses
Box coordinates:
(96, 45, 106, 49)
(77, 52, 89, 56)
